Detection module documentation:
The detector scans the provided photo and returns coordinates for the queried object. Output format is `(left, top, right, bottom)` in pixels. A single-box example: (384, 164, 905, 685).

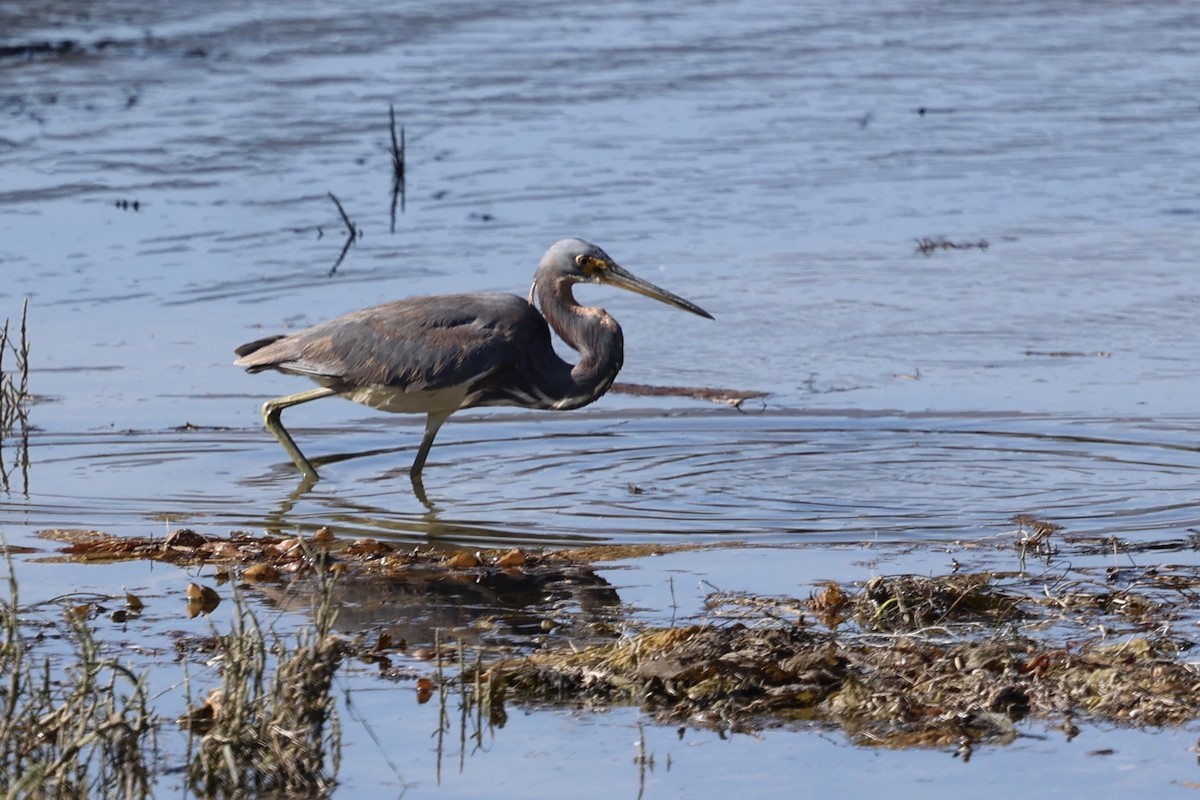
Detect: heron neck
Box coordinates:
(535, 276, 624, 409)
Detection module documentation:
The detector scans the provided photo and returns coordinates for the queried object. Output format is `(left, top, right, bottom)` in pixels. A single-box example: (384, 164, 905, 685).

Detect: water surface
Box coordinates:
(3, 0, 1200, 797)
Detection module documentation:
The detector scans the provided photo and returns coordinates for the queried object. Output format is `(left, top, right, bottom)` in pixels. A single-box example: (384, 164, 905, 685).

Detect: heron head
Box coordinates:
(540, 238, 714, 320)
(540, 238, 613, 281)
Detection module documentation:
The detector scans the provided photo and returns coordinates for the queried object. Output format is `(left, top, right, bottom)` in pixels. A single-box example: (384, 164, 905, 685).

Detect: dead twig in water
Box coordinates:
(1014, 514, 1061, 566)
(914, 236, 989, 257)
(327, 192, 360, 277)
(388, 105, 406, 232)
(612, 381, 767, 410)
(1023, 350, 1112, 358)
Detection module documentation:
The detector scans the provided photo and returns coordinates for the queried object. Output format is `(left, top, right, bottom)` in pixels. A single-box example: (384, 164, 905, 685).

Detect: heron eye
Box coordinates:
(575, 254, 588, 268)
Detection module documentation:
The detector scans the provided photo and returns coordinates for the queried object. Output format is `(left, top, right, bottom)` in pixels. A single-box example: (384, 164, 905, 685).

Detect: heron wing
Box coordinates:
(234, 293, 545, 394)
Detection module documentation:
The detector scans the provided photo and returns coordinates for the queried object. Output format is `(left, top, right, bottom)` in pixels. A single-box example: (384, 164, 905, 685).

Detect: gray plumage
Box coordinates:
(237, 293, 592, 410)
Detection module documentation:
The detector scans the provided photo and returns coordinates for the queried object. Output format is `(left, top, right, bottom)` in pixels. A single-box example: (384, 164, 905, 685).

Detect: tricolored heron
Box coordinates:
(234, 238, 713, 480)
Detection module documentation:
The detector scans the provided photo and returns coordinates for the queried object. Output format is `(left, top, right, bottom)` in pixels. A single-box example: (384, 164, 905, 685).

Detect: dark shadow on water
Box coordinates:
(254, 561, 623, 647)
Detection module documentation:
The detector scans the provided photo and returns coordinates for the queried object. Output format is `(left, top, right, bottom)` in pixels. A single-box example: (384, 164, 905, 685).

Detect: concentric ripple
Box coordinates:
(4, 409, 1199, 551)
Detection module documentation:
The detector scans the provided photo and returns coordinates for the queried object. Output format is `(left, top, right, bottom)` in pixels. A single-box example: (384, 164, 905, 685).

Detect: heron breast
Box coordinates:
(343, 383, 478, 414)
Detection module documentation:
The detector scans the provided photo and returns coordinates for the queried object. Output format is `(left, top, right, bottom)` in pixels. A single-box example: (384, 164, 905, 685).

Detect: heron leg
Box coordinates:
(411, 410, 453, 475)
(261, 387, 337, 479)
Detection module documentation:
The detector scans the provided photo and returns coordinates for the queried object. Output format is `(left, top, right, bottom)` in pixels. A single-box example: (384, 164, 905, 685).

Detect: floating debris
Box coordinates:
(1023, 350, 1112, 358)
(484, 530, 1200, 745)
(494, 582, 1200, 745)
(37, 526, 589, 573)
(914, 236, 989, 256)
(612, 381, 768, 408)
(185, 582, 220, 618)
(34, 525, 1200, 750)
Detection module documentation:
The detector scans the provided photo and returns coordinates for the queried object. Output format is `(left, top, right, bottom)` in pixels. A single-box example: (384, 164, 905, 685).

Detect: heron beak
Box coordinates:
(600, 263, 714, 320)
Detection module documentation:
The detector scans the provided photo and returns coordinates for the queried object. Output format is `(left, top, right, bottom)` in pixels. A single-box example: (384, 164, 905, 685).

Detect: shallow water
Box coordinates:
(8, 409, 1200, 550)
(4, 0, 1200, 796)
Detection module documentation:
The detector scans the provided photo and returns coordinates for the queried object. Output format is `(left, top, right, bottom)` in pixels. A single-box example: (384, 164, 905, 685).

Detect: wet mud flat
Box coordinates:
(10, 515, 1200, 796)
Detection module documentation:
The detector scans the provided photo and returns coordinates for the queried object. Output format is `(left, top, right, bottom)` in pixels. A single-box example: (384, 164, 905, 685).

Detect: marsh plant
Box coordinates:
(0, 560, 155, 798)
(1, 536, 348, 799)
(0, 299, 32, 493)
(0, 299, 31, 437)
(185, 573, 344, 798)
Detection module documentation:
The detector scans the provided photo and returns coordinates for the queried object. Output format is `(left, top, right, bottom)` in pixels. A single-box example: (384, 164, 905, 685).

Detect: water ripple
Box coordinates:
(4, 410, 1199, 550)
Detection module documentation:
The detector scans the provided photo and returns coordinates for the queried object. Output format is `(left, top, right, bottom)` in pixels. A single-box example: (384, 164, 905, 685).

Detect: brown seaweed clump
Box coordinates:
(34, 526, 608, 585)
(493, 560, 1200, 748)
(32, 523, 1200, 752)
(496, 616, 1199, 747)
